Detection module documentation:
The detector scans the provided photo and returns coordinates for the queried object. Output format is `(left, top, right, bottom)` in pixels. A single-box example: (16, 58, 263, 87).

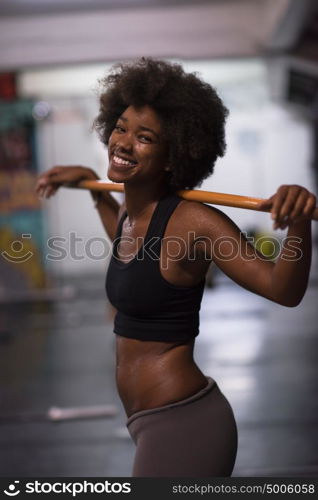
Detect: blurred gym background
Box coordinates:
(0, 0, 318, 476)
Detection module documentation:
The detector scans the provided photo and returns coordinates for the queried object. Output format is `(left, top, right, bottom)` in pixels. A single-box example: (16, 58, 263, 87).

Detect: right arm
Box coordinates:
(35, 166, 121, 241)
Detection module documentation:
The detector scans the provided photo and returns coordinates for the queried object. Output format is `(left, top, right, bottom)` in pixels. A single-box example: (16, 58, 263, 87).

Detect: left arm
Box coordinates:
(257, 184, 315, 306)
(193, 185, 316, 307)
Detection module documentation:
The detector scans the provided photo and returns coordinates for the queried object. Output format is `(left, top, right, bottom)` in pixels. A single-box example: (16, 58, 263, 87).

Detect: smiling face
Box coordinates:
(107, 105, 169, 186)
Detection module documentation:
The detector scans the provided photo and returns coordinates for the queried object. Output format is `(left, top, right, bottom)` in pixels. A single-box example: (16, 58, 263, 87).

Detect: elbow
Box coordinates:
(269, 282, 308, 308)
(282, 299, 302, 308)
(275, 295, 304, 308)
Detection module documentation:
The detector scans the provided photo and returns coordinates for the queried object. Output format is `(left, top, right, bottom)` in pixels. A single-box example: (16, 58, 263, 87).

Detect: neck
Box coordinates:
(124, 182, 169, 223)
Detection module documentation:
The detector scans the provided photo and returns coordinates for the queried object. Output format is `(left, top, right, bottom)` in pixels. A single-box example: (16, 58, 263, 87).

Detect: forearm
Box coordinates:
(63, 167, 121, 240)
(270, 220, 312, 306)
(92, 189, 120, 240)
(36, 165, 121, 240)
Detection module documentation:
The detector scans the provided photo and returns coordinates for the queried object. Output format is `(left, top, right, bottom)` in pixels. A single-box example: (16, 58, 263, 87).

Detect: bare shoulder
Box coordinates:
(174, 199, 235, 235)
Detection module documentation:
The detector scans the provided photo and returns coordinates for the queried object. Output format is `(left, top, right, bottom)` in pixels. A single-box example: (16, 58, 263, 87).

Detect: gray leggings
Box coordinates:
(126, 377, 237, 477)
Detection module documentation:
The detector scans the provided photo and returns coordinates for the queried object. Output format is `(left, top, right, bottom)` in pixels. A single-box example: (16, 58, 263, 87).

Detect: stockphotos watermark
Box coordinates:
(2, 478, 317, 498)
(1, 232, 303, 267)
(3, 480, 131, 496)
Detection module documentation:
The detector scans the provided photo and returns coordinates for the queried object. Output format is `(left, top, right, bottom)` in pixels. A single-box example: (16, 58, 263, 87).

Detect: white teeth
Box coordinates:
(113, 155, 135, 166)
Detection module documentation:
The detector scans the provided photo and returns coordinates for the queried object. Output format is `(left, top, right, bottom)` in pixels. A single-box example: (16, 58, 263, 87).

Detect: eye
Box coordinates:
(139, 135, 153, 143)
(114, 124, 125, 133)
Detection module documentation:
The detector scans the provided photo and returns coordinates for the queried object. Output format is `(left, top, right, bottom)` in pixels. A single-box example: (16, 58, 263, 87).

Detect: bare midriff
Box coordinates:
(116, 334, 209, 417)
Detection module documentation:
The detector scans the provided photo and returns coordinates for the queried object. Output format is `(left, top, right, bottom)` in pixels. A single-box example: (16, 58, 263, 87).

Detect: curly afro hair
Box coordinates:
(94, 58, 228, 191)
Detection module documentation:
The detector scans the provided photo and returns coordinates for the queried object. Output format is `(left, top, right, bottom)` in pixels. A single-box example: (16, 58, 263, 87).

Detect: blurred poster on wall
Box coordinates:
(0, 98, 47, 300)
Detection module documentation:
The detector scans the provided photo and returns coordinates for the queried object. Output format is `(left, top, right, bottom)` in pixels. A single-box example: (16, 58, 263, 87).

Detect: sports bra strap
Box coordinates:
(114, 194, 182, 245)
(144, 194, 182, 243)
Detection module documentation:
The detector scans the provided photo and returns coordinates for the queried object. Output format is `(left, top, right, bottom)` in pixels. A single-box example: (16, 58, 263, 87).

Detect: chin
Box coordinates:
(108, 175, 123, 184)
(108, 166, 138, 185)
(107, 169, 125, 184)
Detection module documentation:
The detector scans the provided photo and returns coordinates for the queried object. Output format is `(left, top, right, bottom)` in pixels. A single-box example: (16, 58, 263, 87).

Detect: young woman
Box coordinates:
(35, 58, 316, 477)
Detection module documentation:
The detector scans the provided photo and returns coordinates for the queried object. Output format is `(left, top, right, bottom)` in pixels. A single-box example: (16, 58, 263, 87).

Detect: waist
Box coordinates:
(115, 335, 207, 417)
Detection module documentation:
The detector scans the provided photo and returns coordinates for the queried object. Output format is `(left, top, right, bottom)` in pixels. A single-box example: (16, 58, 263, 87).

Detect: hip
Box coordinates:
(127, 377, 238, 477)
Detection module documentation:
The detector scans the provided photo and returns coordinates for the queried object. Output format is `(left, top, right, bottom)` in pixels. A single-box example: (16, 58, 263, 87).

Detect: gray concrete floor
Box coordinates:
(1, 257, 318, 477)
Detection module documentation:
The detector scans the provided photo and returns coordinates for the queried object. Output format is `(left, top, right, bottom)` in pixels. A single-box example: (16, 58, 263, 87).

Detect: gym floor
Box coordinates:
(1, 250, 318, 477)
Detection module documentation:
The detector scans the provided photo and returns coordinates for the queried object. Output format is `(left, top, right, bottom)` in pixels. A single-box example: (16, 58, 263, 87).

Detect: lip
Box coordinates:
(110, 154, 137, 170)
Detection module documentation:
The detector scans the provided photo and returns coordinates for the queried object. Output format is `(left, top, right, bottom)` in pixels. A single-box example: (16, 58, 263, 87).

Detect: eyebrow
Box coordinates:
(118, 115, 160, 139)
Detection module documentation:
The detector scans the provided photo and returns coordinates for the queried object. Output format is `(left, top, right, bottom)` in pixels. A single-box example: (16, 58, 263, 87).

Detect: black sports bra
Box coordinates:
(105, 193, 205, 342)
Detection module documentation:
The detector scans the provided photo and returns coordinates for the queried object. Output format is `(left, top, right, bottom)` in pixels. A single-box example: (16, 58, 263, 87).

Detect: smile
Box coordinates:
(112, 155, 137, 167)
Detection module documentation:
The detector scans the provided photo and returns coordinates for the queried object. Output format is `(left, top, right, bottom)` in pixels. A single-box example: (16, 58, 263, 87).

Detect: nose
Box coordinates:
(114, 131, 133, 153)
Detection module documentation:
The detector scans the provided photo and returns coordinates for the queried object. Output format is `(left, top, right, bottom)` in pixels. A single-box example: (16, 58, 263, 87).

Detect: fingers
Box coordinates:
(35, 177, 53, 198)
(289, 190, 310, 220)
(271, 185, 289, 224)
(267, 185, 316, 230)
(257, 195, 274, 211)
(35, 177, 51, 198)
(35, 166, 69, 199)
(44, 184, 58, 198)
(272, 186, 302, 229)
(35, 166, 93, 200)
(303, 193, 317, 218)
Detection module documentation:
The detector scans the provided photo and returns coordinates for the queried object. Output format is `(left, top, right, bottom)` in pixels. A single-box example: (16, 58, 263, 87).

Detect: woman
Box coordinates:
(35, 58, 316, 477)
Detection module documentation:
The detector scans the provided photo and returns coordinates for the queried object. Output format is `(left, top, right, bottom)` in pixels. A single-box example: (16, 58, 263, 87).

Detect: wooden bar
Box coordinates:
(72, 180, 318, 220)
